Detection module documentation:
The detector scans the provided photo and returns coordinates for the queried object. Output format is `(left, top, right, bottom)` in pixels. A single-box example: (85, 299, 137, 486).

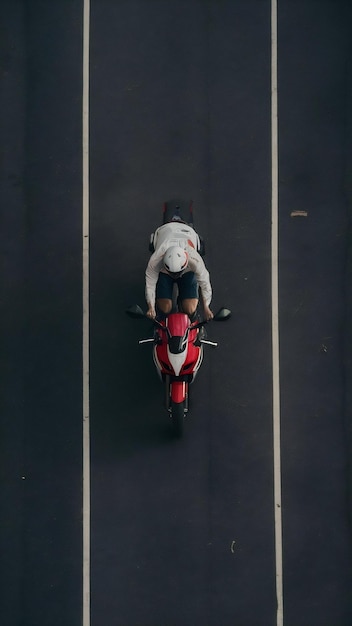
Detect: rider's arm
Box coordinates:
(188, 252, 212, 307)
(145, 252, 163, 313)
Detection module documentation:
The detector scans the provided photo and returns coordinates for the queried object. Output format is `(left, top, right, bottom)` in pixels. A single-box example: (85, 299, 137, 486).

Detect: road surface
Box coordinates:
(1, 1, 352, 625)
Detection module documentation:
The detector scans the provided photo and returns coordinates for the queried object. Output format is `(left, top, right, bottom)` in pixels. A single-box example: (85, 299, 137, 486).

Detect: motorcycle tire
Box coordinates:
(171, 400, 185, 438)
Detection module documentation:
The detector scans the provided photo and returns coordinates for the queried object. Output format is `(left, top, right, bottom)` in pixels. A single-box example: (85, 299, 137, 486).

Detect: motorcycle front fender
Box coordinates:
(170, 380, 187, 404)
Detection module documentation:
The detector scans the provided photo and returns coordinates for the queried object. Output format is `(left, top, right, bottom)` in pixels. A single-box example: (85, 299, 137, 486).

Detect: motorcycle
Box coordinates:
(126, 201, 231, 437)
(126, 304, 231, 436)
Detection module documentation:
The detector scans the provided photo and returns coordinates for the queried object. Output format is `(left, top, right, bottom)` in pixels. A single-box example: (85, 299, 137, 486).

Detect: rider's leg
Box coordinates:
(178, 272, 199, 318)
(156, 298, 172, 316)
(180, 298, 198, 318)
(156, 273, 174, 318)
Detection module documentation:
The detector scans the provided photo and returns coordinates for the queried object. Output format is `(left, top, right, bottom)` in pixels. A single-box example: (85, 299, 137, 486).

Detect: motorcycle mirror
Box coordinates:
(126, 304, 146, 319)
(213, 307, 232, 321)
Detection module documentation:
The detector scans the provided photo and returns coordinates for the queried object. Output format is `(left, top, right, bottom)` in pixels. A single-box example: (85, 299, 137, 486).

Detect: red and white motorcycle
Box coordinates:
(126, 304, 231, 436)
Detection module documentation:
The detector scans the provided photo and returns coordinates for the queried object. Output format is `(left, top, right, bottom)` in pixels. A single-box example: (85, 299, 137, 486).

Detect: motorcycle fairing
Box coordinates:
(153, 313, 203, 378)
(166, 313, 190, 338)
(167, 348, 187, 376)
(154, 341, 188, 377)
(187, 344, 203, 380)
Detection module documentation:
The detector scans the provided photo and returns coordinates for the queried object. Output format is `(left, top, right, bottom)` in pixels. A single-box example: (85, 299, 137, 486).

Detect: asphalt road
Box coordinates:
(1, 1, 352, 625)
(1, 2, 83, 625)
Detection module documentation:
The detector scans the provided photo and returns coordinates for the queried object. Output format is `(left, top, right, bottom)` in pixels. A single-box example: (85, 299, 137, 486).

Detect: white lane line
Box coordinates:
(271, 0, 284, 625)
(82, 0, 90, 625)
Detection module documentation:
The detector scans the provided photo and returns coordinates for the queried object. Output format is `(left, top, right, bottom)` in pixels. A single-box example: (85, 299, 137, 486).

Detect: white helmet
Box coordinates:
(163, 246, 188, 274)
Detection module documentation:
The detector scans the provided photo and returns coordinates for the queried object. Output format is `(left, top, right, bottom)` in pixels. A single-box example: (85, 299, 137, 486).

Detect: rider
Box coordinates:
(145, 217, 213, 321)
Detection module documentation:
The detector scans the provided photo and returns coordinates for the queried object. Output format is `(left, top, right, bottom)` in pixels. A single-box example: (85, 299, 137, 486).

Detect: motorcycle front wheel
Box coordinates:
(171, 400, 185, 438)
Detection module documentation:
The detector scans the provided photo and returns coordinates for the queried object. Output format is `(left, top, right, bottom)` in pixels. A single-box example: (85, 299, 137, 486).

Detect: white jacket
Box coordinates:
(145, 222, 212, 307)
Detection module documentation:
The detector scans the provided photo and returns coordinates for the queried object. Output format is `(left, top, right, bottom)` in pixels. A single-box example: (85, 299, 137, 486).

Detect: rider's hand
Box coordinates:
(146, 306, 156, 319)
(204, 306, 214, 321)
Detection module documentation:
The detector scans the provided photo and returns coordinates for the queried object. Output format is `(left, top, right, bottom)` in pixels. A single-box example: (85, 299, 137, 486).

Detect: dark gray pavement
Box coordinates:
(1, 2, 83, 625)
(1, 1, 352, 625)
(89, 1, 275, 625)
(279, 2, 352, 624)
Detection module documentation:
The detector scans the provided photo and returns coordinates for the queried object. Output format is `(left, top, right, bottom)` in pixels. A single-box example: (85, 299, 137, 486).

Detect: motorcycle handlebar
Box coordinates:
(126, 305, 231, 325)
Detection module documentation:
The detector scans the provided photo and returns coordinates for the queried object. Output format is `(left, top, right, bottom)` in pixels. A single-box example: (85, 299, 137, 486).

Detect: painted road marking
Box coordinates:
(271, 1, 284, 625)
(82, 0, 90, 625)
